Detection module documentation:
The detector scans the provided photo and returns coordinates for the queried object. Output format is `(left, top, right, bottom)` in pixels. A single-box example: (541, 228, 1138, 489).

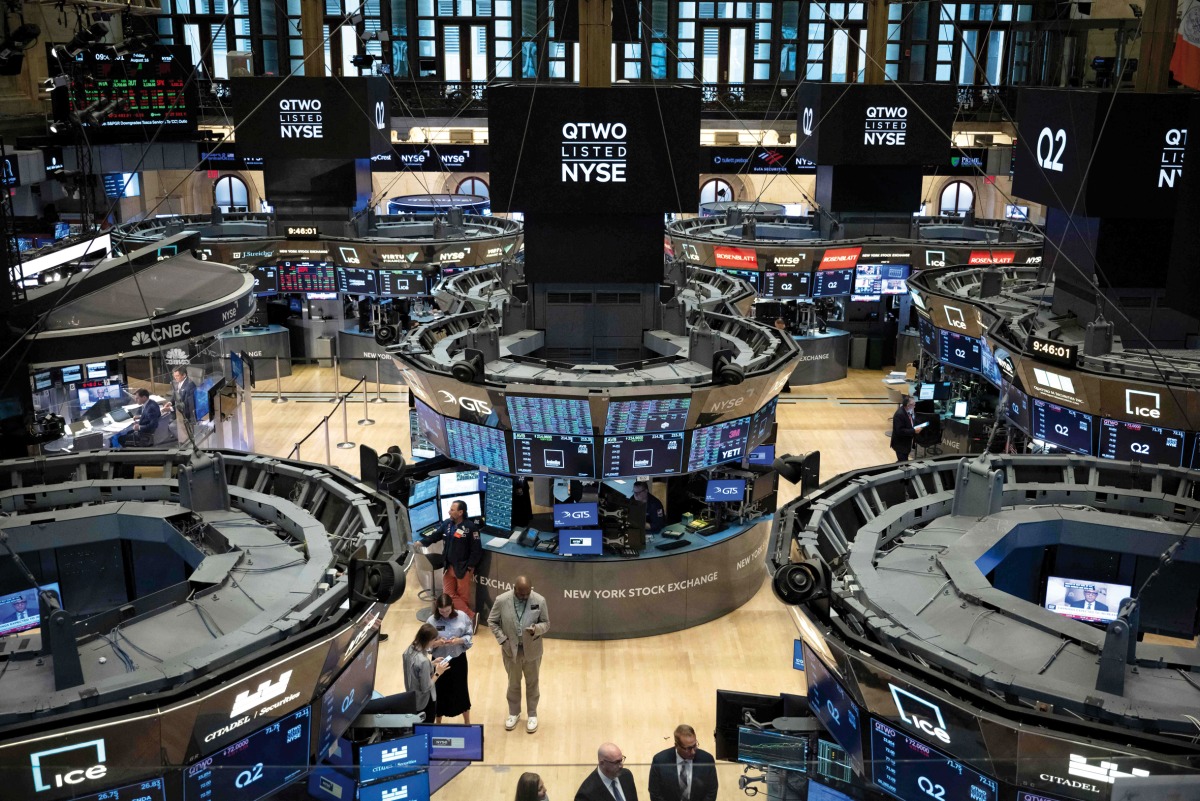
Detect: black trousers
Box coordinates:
(893, 447, 910, 462)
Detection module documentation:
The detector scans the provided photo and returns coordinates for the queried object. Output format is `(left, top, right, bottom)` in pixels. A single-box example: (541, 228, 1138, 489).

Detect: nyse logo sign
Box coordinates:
(230, 669, 294, 717)
(279, 99, 323, 139)
(888, 684, 951, 744)
(561, 122, 627, 183)
(863, 106, 908, 146)
(1037, 126, 1066, 172)
(1125, 389, 1161, 420)
(30, 739, 108, 792)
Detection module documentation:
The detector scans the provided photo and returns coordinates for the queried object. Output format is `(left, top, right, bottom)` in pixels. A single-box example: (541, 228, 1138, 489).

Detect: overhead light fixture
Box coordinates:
(60, 22, 109, 57)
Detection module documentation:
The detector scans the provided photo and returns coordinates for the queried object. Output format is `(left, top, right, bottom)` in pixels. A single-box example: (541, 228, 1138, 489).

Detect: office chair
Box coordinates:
(914, 413, 943, 457)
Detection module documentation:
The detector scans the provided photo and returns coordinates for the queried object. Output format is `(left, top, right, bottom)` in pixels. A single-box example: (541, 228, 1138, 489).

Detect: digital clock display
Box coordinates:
(1028, 336, 1078, 368)
(285, 226, 320, 239)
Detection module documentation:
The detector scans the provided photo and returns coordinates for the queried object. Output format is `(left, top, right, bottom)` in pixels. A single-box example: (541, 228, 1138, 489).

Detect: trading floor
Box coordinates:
(202, 365, 901, 799)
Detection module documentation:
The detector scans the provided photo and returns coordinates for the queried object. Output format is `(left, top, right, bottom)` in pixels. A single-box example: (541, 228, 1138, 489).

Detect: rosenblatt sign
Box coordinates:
(819, 246, 862, 270)
(714, 247, 757, 268)
(968, 250, 1016, 264)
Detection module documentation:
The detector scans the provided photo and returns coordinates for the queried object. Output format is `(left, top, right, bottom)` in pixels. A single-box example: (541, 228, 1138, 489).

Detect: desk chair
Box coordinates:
(914, 414, 943, 457)
(415, 549, 445, 623)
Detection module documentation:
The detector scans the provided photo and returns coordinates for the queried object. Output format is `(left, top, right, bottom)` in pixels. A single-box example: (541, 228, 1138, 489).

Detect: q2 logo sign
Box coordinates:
(1037, 127, 1066, 173)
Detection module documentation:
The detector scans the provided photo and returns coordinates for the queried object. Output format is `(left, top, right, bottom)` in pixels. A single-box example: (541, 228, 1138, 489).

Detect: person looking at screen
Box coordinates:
(515, 772, 549, 801)
(1069, 587, 1108, 612)
(418, 499, 482, 615)
(117, 389, 160, 448)
(648, 724, 718, 801)
(427, 593, 473, 723)
(403, 622, 449, 723)
(633, 481, 665, 533)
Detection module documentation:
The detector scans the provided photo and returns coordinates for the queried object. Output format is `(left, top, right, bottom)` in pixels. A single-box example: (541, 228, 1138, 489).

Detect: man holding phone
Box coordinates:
(487, 575, 550, 734)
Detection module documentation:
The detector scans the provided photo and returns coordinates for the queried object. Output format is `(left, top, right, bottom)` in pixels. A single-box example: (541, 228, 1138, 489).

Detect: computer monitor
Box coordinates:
(1043, 576, 1131, 624)
(553, 502, 599, 528)
(409, 476, 439, 505)
(0, 582, 61, 637)
(748, 445, 775, 466)
(32, 371, 52, 392)
(77, 384, 122, 412)
(230, 351, 245, 390)
(737, 726, 810, 773)
(408, 500, 441, 534)
(85, 361, 108, 380)
(413, 723, 485, 761)
(953, 400, 968, 419)
(60, 364, 82, 384)
(558, 529, 603, 556)
(483, 472, 514, 532)
(439, 470, 481, 496)
(439, 493, 482, 519)
(358, 733, 430, 783)
(705, 479, 746, 502)
(714, 690, 784, 760)
(109, 407, 131, 422)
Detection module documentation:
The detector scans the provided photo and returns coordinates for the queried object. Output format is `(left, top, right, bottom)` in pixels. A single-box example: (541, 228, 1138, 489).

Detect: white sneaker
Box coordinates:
(526, 716, 538, 733)
(505, 715, 519, 731)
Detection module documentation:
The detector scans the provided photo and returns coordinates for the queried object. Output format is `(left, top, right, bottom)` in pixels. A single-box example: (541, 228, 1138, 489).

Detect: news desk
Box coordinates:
(470, 516, 772, 640)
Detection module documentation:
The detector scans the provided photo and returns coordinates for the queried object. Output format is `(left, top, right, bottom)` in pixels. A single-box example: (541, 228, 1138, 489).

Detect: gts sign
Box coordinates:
(437, 390, 491, 415)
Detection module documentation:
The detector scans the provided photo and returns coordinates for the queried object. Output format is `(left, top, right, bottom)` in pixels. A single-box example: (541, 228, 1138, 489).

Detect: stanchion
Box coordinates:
(292, 443, 300, 460)
(331, 356, 340, 402)
(358, 377, 376, 426)
(371, 360, 386, 403)
(338, 395, 356, 449)
(323, 416, 332, 465)
(272, 356, 288, 403)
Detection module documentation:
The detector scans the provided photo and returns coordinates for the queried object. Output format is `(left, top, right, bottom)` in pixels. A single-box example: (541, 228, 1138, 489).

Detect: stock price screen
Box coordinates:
(445, 418, 511, 473)
(1032, 399, 1093, 455)
(277, 261, 337, 293)
(512, 432, 596, 477)
(315, 635, 379, 761)
(252, 265, 278, 295)
(749, 398, 777, 449)
(507, 395, 593, 436)
(184, 706, 311, 801)
(761, 271, 810, 299)
(813, 268, 855, 297)
(601, 432, 685, 477)
(484, 472, 514, 530)
(62, 47, 197, 140)
(378, 269, 425, 297)
(869, 718, 998, 801)
(940, 331, 982, 373)
(804, 642, 863, 775)
(687, 416, 751, 471)
(337, 267, 377, 294)
(918, 316, 939, 356)
(1098, 418, 1185, 466)
(75, 779, 166, 801)
(604, 397, 690, 435)
(716, 268, 760, 291)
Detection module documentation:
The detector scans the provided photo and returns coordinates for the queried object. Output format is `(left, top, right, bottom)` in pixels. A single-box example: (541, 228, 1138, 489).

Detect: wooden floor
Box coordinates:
(242, 367, 900, 798)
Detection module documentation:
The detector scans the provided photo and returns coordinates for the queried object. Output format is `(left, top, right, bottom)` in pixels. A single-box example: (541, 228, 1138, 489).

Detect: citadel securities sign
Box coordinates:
(231, 77, 391, 160)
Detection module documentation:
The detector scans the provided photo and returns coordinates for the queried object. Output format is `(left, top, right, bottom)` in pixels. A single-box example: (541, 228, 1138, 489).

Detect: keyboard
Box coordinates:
(655, 539, 689, 552)
(606, 545, 639, 558)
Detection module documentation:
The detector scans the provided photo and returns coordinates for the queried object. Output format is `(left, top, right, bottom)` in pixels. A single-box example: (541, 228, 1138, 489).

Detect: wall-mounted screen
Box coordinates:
(1098, 418, 1185, 467)
(277, 260, 337, 293)
(748, 398, 777, 449)
(359, 733, 430, 783)
(414, 398, 449, 456)
(804, 641, 864, 775)
(507, 395, 594, 436)
(812, 268, 855, 297)
(445, 418, 511, 472)
(1031, 399, 1093, 454)
(940, 331, 982, 373)
(314, 634, 378, 761)
(85, 361, 109, 379)
(60, 364, 82, 383)
(182, 706, 311, 801)
(918, 315, 939, 356)
(337, 266, 377, 294)
(251, 265, 278, 295)
(687, 415, 751, 471)
(604, 396, 690, 435)
(716, 267, 760, 291)
(1044, 576, 1133, 624)
(601, 432, 685, 477)
(512, 432, 596, 477)
(1004, 383, 1031, 433)
(853, 263, 910, 296)
(761, 271, 810, 299)
(32, 370, 52, 391)
(378, 269, 425, 297)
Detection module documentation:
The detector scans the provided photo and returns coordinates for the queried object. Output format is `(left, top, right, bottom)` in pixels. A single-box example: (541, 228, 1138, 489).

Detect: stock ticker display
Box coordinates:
(686, 416, 751, 471)
(277, 262, 337, 293)
(445, 418, 511, 473)
(869, 718, 999, 801)
(75, 779, 167, 801)
(63, 47, 197, 140)
(183, 706, 311, 801)
(601, 431, 685, 478)
(512, 432, 596, 477)
(604, 397, 690, 435)
(1098, 418, 1185, 467)
(506, 396, 594, 436)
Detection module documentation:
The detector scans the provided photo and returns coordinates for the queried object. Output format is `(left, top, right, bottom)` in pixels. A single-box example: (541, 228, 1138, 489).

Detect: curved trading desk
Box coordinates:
(338, 326, 406, 384)
(471, 517, 771, 640)
(789, 328, 850, 385)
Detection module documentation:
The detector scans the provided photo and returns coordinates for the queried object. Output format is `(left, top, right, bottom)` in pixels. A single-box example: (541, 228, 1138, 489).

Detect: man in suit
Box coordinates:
(487, 575, 549, 733)
(0, 594, 35, 625)
(648, 725, 717, 801)
(117, 389, 161, 448)
(889, 396, 921, 462)
(1068, 587, 1109, 612)
(163, 367, 196, 440)
(575, 742, 638, 801)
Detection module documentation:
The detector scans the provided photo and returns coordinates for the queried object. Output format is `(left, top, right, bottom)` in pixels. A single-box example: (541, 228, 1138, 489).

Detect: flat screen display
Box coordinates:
(507, 395, 593, 436)
(604, 396, 690, 435)
(194, 384, 211, 422)
(716, 268, 760, 291)
(601, 432, 686, 477)
(445, 418, 511, 473)
(804, 641, 863, 775)
(553, 502, 599, 528)
(307, 769, 356, 801)
(705, 479, 746, 502)
(1031, 399, 1093, 454)
(853, 263, 910, 296)
(869, 717, 999, 801)
(378, 269, 425, 297)
(483, 472, 514, 531)
(439, 493, 483, 519)
(230, 352, 245, 391)
(953, 400, 968, 419)
(513, 432, 596, 477)
(77, 383, 123, 411)
(183, 706, 311, 801)
(359, 733, 430, 783)
(277, 260, 337, 293)
(408, 501, 441, 534)
(1044, 576, 1132, 624)
(73, 779, 167, 801)
(761, 271, 810, 299)
(558, 529, 603, 556)
(808, 780, 855, 801)
(86, 361, 109, 379)
(940, 331, 982, 373)
(32, 370, 52, 391)
(358, 771, 431, 801)
(1004, 383, 1031, 433)
(1098, 418, 1185, 466)
(251, 265, 278, 294)
(813, 268, 855, 297)
(438, 470, 481, 496)
(737, 726, 809, 772)
(337, 266, 377, 294)
(0, 581, 60, 637)
(413, 723, 485, 761)
(60, 364, 82, 383)
(409, 476, 439, 505)
(749, 398, 777, 449)
(918, 315, 939, 356)
(816, 740, 854, 785)
(414, 398, 449, 456)
(315, 634, 378, 761)
(687, 415, 751, 471)
(980, 337, 1002, 387)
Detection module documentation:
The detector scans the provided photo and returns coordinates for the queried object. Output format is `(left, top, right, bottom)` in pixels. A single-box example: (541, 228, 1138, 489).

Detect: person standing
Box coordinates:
(487, 575, 549, 733)
(575, 742, 638, 801)
(162, 367, 196, 440)
(418, 499, 482, 614)
(427, 593, 473, 723)
(889, 395, 923, 462)
(648, 724, 718, 801)
(402, 622, 449, 723)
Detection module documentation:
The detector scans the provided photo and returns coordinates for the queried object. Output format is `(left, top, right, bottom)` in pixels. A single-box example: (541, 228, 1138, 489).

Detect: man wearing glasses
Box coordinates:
(648, 725, 717, 801)
(575, 742, 639, 801)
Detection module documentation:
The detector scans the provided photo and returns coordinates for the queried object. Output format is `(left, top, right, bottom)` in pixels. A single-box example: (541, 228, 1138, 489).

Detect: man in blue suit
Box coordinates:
(648, 724, 718, 801)
(118, 389, 161, 447)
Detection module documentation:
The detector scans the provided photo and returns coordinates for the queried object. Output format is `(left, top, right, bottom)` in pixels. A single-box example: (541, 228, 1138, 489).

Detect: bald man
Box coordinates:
(576, 742, 639, 801)
(487, 575, 550, 733)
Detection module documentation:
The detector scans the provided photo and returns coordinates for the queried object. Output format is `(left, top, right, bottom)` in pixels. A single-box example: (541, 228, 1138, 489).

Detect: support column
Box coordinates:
(1135, 0, 1179, 92)
(579, 0, 612, 88)
(864, 0, 890, 85)
(301, 0, 326, 77)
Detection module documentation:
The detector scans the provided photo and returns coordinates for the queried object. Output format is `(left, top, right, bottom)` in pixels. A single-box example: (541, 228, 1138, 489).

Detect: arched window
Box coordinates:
(700, 178, 735, 205)
(939, 181, 975, 216)
(214, 175, 249, 213)
(456, 177, 489, 197)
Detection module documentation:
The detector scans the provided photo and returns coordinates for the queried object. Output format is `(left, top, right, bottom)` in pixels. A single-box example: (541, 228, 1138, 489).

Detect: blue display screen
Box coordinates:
(869, 717, 998, 801)
(315, 635, 379, 761)
(414, 723, 485, 761)
(687, 416, 751, 472)
(307, 768, 356, 801)
(414, 398, 449, 456)
(230, 352, 245, 390)
(408, 501, 441, 533)
(940, 331, 982, 373)
(749, 398, 777, 448)
(604, 396, 691, 435)
(445, 418, 511, 473)
(506, 394, 593, 436)
(804, 641, 863, 775)
(183, 706, 311, 801)
(558, 529, 603, 556)
(749, 445, 776, 465)
(359, 771, 431, 801)
(705, 479, 746, 502)
(813, 268, 855, 297)
(409, 476, 439, 505)
(359, 733, 430, 783)
(483, 473, 514, 531)
(1031, 399, 1093, 455)
(553, 502, 599, 528)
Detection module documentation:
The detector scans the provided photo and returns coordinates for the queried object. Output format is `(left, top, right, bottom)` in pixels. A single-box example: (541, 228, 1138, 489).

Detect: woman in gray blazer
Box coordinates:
(403, 622, 449, 722)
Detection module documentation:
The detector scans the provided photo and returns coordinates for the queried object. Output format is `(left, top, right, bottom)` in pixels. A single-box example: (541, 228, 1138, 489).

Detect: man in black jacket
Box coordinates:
(576, 742, 638, 801)
(163, 367, 197, 440)
(889, 396, 924, 462)
(419, 499, 482, 614)
(648, 724, 717, 801)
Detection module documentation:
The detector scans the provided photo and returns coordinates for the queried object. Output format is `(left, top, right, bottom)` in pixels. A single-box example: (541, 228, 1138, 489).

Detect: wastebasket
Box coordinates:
(849, 336, 868, 369)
